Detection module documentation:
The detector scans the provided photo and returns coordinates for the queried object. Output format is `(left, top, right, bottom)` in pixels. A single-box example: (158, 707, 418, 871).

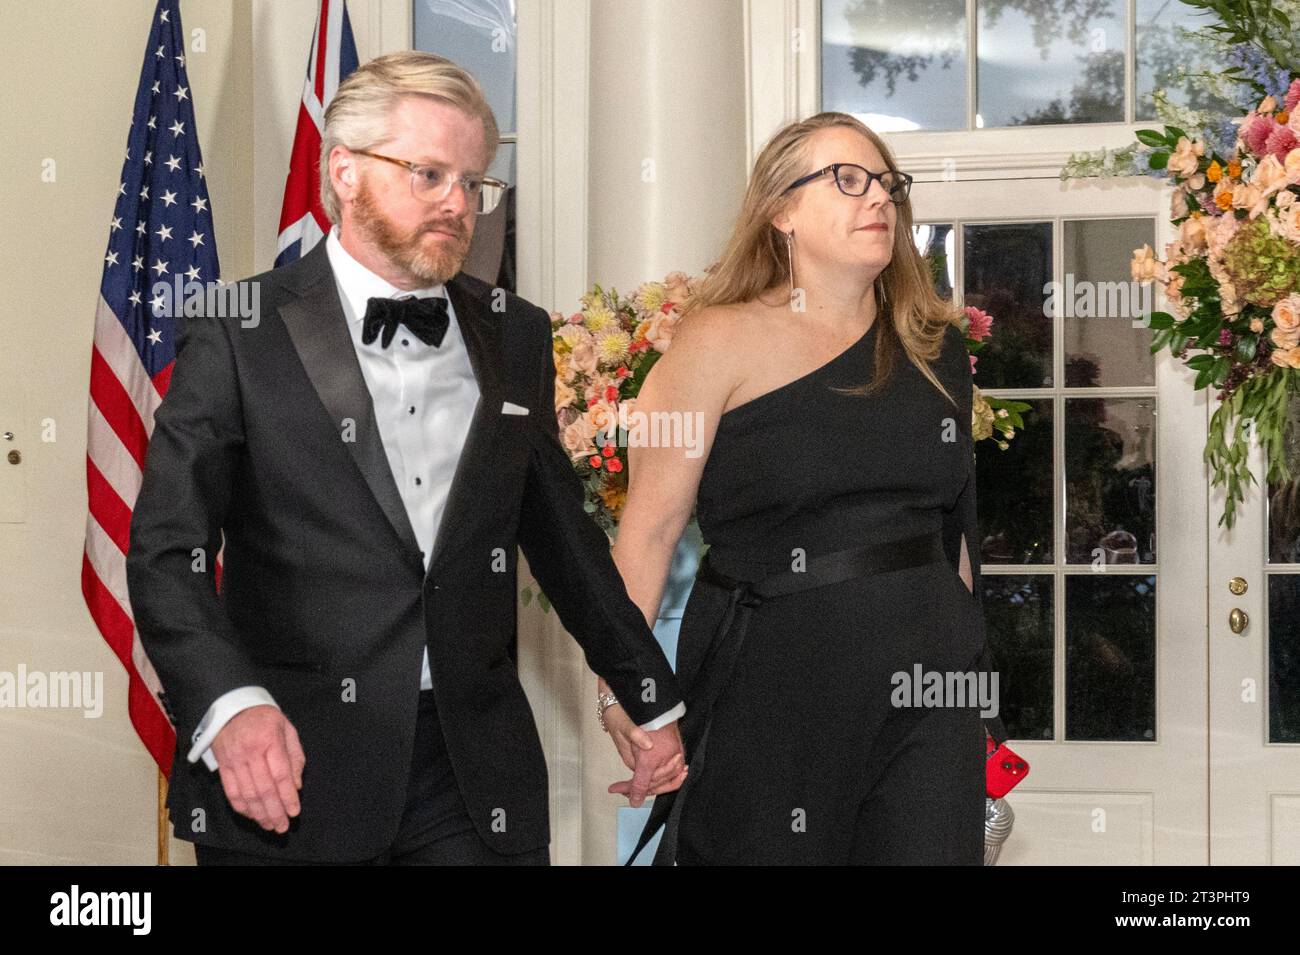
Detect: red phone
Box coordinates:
(986, 732, 1029, 798)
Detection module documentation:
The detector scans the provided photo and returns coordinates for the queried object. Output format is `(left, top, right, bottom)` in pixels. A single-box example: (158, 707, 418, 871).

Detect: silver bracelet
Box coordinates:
(596, 691, 619, 732)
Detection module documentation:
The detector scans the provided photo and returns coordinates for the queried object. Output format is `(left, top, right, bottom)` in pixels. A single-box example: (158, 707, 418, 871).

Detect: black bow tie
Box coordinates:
(362, 295, 450, 349)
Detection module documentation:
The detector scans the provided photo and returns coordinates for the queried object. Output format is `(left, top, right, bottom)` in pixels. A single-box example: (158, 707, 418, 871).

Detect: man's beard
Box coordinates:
(351, 175, 472, 285)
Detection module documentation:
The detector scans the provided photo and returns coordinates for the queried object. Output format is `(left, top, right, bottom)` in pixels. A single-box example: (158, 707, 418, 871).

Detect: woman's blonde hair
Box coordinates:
(319, 51, 500, 224)
(681, 111, 961, 403)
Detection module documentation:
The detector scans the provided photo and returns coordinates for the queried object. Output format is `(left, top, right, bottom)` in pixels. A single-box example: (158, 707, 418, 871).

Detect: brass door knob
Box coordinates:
(1229, 607, 1249, 635)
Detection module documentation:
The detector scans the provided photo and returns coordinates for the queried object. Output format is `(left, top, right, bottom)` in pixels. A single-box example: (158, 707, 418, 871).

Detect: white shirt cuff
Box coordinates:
(187, 686, 279, 771)
(637, 700, 685, 732)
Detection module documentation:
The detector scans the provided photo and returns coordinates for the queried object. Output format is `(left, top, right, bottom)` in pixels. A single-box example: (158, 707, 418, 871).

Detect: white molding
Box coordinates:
(370, 0, 413, 55)
(514, 0, 592, 868)
(743, 0, 817, 167)
(516, 0, 589, 315)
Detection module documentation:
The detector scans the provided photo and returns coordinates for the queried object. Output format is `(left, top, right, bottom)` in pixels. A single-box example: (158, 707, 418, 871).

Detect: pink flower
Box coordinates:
(1265, 124, 1300, 162)
(969, 354, 978, 375)
(1243, 115, 1276, 157)
(962, 305, 994, 341)
(1286, 78, 1300, 114)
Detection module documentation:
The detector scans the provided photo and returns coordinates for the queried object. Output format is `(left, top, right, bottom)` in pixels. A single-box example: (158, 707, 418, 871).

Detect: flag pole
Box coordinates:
(157, 769, 169, 865)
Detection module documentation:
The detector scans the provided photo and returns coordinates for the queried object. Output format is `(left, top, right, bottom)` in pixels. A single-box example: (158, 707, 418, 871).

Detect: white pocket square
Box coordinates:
(501, 401, 530, 416)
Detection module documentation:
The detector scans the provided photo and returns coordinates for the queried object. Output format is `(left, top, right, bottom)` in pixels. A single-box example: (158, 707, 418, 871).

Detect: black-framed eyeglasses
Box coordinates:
(785, 163, 913, 204)
(353, 148, 510, 215)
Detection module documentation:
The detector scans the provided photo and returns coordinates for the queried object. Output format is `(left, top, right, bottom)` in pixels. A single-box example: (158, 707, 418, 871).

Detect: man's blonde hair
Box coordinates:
(319, 51, 500, 224)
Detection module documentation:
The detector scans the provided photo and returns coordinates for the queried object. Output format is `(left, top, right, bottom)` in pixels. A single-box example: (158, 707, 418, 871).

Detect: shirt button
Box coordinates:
(402, 338, 410, 347)
(408, 406, 416, 414)
(415, 477, 422, 486)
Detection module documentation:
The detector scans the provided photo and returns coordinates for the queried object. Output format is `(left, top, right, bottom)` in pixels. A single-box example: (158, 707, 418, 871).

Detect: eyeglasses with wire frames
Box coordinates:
(784, 163, 913, 204)
(352, 149, 510, 215)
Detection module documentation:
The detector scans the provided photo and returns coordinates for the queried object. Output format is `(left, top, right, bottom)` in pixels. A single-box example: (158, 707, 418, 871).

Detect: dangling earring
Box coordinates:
(785, 230, 796, 302)
(875, 274, 889, 310)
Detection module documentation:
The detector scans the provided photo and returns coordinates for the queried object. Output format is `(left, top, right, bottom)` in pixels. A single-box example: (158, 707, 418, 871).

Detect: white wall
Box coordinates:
(0, 0, 259, 865)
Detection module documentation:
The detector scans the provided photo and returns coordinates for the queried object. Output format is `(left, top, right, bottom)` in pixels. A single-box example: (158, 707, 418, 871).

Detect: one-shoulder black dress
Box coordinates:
(670, 318, 1000, 865)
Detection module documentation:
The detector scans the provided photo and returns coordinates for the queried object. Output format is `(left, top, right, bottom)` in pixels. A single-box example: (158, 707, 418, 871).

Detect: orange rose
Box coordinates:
(1273, 294, 1300, 334)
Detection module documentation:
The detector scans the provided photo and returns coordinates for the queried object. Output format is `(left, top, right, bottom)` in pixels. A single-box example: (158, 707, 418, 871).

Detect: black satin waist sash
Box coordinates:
(625, 531, 948, 866)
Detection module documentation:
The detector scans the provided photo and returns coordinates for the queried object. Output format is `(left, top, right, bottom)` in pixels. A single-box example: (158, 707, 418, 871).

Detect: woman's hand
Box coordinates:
(599, 680, 688, 797)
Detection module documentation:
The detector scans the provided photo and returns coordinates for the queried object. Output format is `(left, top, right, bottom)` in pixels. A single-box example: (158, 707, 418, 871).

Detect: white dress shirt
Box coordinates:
(188, 227, 681, 771)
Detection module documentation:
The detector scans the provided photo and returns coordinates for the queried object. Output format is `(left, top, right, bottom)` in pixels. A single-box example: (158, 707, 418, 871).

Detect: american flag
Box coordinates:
(83, 0, 219, 775)
(275, 0, 357, 267)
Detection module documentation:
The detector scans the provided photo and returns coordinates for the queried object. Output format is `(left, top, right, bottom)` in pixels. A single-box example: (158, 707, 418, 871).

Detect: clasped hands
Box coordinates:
(598, 678, 688, 808)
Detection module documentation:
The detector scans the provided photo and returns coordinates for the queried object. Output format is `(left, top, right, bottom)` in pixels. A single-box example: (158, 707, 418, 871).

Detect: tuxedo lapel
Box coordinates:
(276, 242, 423, 563)
(276, 243, 509, 579)
(426, 273, 505, 578)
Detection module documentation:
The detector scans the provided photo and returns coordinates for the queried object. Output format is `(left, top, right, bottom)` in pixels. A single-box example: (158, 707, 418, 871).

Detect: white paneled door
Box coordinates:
(910, 175, 1210, 864)
(1208, 393, 1300, 864)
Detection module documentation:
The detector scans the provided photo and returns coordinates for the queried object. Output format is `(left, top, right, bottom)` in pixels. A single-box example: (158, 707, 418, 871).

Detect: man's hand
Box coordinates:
(608, 720, 687, 808)
(211, 704, 306, 833)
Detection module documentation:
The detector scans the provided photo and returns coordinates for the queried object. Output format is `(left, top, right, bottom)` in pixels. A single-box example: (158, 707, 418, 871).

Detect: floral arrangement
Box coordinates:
(1061, 0, 1300, 528)
(962, 304, 1029, 448)
(548, 272, 696, 533)
(519, 273, 692, 612)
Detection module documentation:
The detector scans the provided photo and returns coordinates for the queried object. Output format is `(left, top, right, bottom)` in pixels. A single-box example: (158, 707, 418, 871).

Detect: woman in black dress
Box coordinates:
(601, 112, 1005, 865)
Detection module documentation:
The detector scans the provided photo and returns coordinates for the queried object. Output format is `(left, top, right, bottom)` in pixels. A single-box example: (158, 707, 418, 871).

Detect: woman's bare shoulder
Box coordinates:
(669, 299, 784, 363)
(645, 301, 770, 411)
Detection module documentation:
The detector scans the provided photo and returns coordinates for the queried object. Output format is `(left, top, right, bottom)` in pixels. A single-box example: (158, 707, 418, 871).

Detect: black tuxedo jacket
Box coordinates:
(126, 240, 682, 861)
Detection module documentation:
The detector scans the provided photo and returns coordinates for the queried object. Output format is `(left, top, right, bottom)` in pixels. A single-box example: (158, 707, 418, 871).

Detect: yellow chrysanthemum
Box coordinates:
(596, 330, 632, 363)
(584, 305, 615, 333)
(635, 282, 667, 314)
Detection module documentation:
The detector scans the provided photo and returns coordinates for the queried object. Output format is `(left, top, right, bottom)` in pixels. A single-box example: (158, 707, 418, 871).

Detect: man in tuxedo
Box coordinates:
(126, 51, 686, 865)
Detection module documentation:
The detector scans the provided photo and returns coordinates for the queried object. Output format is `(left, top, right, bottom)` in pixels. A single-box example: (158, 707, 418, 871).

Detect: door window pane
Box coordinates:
(1062, 218, 1157, 388)
(1066, 573, 1157, 740)
(983, 574, 1055, 740)
(414, 0, 517, 130)
(1267, 394, 1300, 564)
(1135, 0, 1240, 124)
(821, 0, 967, 132)
(414, 0, 517, 291)
(978, 399, 1054, 565)
(913, 223, 955, 300)
(964, 222, 1053, 388)
(1269, 575, 1300, 743)
(977, 0, 1126, 127)
(1066, 397, 1156, 565)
